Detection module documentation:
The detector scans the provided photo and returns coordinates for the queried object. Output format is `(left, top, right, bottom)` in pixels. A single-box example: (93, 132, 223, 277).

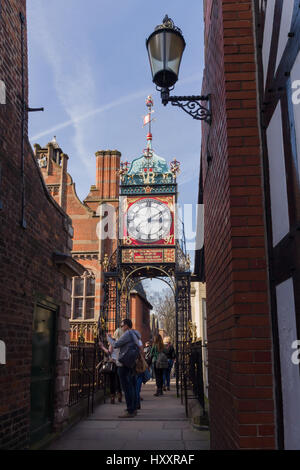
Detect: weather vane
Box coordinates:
(143, 95, 155, 158)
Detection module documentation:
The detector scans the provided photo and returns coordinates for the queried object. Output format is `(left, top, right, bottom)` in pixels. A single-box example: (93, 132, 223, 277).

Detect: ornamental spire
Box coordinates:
(143, 95, 155, 158)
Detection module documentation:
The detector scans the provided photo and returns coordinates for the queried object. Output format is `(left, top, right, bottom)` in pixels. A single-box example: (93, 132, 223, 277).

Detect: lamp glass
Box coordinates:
(147, 29, 185, 88)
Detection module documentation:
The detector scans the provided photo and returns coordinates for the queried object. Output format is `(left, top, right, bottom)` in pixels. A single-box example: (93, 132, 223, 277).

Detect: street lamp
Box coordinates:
(146, 15, 211, 124)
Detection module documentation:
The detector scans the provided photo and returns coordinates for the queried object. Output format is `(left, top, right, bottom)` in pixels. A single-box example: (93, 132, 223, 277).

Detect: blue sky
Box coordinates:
(27, 0, 204, 274)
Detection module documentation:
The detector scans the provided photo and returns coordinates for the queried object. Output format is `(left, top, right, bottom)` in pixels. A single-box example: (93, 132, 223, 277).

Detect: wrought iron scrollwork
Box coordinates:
(106, 249, 119, 272)
(169, 95, 211, 123)
(160, 88, 212, 124)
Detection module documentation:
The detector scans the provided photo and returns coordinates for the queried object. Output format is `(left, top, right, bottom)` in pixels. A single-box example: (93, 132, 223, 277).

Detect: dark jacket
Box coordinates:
(164, 344, 176, 360)
(114, 329, 141, 366)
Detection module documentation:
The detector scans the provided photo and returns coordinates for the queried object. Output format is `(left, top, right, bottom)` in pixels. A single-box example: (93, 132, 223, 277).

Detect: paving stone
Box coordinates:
(48, 439, 83, 450)
(117, 420, 164, 430)
(125, 440, 186, 451)
(80, 440, 128, 450)
(65, 428, 139, 442)
(184, 440, 210, 450)
(163, 421, 191, 429)
(75, 420, 119, 429)
(138, 429, 182, 441)
(182, 429, 210, 441)
(46, 381, 210, 451)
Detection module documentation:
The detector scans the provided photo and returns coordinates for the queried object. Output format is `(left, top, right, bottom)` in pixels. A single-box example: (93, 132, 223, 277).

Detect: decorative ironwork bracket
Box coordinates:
(160, 88, 212, 124)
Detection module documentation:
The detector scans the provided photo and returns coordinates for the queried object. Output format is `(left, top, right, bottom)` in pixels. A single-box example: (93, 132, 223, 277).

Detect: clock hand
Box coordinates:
(135, 220, 144, 231)
(148, 212, 163, 224)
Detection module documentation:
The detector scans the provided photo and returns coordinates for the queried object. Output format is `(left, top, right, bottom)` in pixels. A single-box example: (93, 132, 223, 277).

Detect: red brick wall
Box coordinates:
(130, 294, 151, 345)
(37, 147, 121, 335)
(37, 138, 155, 341)
(0, 0, 78, 449)
(201, 0, 276, 449)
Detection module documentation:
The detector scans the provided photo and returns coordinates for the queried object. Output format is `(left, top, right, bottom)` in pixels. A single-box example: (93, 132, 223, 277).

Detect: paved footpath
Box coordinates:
(47, 380, 210, 451)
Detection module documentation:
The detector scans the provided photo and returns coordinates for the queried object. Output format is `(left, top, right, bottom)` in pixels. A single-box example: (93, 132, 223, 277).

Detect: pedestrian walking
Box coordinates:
(151, 334, 168, 396)
(98, 328, 123, 404)
(113, 318, 143, 418)
(136, 342, 151, 408)
(144, 340, 154, 380)
(163, 337, 176, 391)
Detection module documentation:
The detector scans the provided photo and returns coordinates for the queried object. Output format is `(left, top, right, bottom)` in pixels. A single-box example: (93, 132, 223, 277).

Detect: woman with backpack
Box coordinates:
(150, 334, 168, 396)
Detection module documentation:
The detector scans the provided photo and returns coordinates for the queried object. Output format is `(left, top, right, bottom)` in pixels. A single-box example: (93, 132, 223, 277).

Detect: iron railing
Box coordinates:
(68, 340, 105, 415)
(184, 340, 206, 417)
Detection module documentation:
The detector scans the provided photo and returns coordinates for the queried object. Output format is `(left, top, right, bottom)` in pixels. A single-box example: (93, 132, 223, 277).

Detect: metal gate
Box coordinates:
(99, 243, 195, 413)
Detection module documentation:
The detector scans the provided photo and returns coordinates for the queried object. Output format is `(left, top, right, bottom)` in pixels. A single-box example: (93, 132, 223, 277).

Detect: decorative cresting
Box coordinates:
(98, 97, 193, 410)
(70, 322, 97, 343)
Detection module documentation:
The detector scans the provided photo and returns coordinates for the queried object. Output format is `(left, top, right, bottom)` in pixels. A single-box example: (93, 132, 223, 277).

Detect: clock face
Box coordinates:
(127, 198, 172, 243)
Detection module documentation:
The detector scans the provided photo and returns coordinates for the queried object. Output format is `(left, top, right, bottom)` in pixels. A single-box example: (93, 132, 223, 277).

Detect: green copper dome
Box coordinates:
(127, 152, 169, 176)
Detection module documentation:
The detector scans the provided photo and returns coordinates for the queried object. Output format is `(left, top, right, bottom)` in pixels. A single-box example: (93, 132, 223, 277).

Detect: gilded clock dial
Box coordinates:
(127, 198, 172, 242)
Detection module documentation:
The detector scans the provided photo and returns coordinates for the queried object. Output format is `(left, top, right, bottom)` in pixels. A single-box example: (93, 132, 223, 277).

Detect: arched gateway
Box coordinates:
(99, 97, 192, 402)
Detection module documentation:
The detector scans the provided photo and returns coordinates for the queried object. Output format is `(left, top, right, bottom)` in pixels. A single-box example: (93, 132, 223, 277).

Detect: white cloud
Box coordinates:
(28, 2, 97, 174)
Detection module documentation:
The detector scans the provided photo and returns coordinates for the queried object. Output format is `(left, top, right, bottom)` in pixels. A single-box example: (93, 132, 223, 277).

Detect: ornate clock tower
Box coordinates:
(100, 97, 190, 355)
(100, 97, 191, 397)
(120, 96, 179, 268)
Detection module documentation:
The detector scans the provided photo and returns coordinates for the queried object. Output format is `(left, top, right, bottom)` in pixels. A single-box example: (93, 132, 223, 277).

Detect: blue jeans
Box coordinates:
(136, 373, 143, 407)
(150, 364, 154, 379)
(118, 366, 137, 414)
(163, 359, 174, 387)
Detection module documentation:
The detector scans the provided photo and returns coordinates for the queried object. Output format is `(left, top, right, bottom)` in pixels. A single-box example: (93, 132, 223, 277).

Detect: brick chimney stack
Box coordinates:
(95, 150, 121, 199)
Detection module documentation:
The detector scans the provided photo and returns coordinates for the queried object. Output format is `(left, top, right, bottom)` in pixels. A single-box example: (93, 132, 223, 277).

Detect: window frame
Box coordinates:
(71, 271, 95, 321)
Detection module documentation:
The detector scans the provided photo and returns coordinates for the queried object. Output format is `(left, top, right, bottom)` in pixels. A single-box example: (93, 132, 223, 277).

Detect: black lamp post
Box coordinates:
(146, 15, 211, 124)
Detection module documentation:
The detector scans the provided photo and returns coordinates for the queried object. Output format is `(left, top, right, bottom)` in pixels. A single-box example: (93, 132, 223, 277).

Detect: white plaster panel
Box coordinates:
(290, 50, 300, 172)
(276, 278, 300, 450)
(275, 0, 294, 71)
(266, 102, 290, 246)
(262, 0, 276, 87)
(0, 80, 5, 104)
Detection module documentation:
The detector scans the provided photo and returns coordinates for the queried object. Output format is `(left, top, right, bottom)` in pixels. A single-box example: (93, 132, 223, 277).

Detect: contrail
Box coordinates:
(30, 88, 151, 141)
(29, 73, 202, 142)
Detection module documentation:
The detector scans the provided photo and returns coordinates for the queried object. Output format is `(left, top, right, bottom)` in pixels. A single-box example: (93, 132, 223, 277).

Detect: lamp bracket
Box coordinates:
(27, 106, 44, 112)
(160, 88, 212, 124)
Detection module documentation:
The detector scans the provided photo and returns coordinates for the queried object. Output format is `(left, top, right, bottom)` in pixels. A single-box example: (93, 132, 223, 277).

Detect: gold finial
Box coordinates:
(93, 324, 98, 340)
(170, 158, 181, 177)
(102, 253, 109, 271)
(78, 324, 85, 343)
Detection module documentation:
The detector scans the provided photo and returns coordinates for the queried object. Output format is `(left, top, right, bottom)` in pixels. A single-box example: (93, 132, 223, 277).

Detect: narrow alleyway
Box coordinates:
(47, 380, 210, 450)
